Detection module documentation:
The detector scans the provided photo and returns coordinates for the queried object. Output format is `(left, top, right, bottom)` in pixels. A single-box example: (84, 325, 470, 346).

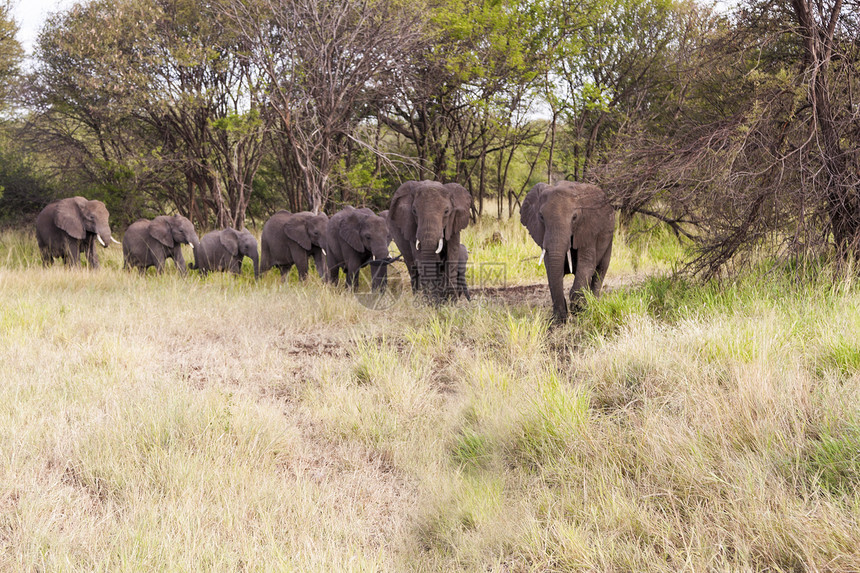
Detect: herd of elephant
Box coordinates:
(33, 180, 616, 322)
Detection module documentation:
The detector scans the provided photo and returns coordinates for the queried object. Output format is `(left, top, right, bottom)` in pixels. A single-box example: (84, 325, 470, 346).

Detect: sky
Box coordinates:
(13, 0, 77, 54)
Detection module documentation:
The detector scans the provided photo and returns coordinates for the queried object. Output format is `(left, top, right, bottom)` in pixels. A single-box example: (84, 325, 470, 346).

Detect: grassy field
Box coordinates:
(1, 219, 859, 571)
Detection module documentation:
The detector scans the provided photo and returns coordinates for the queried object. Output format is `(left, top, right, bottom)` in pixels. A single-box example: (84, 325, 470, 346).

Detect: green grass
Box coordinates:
(1, 221, 860, 570)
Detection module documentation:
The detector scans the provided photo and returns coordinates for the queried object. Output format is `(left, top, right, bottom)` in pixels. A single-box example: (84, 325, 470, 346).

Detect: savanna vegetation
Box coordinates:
(2, 0, 860, 569)
(3, 221, 860, 570)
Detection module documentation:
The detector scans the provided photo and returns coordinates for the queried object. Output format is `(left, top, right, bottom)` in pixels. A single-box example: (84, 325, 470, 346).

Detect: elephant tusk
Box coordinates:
(111, 237, 121, 244)
(567, 250, 573, 271)
(435, 238, 444, 254)
(97, 235, 106, 247)
(322, 248, 327, 257)
(372, 254, 376, 261)
(415, 239, 421, 251)
(189, 243, 195, 250)
(538, 249, 545, 266)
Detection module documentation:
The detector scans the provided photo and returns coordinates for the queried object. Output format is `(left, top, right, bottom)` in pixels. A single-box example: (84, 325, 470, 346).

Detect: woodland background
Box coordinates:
(0, 0, 857, 276)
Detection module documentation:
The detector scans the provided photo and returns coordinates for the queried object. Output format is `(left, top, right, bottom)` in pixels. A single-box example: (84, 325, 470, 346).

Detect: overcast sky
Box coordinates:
(13, 0, 77, 54)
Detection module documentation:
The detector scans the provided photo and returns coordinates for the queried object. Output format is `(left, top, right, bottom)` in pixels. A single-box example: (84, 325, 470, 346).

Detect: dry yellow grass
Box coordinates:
(1, 224, 859, 571)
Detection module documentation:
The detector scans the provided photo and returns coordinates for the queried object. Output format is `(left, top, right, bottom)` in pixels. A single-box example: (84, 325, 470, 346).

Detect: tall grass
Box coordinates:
(1, 220, 859, 570)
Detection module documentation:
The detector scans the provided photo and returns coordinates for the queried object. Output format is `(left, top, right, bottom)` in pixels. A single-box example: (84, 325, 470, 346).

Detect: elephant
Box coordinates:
(388, 180, 471, 300)
(190, 228, 260, 279)
(36, 196, 116, 268)
(260, 210, 328, 281)
(122, 215, 200, 276)
(521, 181, 616, 322)
(456, 244, 471, 301)
(326, 206, 391, 290)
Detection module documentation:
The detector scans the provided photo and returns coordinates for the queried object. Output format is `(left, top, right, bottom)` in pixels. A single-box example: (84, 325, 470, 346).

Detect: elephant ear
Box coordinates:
(219, 229, 240, 256)
(148, 217, 175, 248)
(444, 183, 471, 239)
(521, 183, 550, 246)
(389, 181, 418, 240)
(284, 216, 312, 251)
(340, 209, 365, 253)
(53, 197, 87, 240)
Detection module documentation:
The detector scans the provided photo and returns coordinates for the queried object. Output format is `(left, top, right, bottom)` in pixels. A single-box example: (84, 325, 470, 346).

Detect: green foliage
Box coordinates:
(803, 425, 860, 498)
(451, 427, 493, 471)
(0, 139, 57, 223)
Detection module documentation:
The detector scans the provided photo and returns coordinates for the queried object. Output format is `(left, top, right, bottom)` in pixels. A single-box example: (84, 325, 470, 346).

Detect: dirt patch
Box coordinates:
(471, 283, 550, 307)
(471, 274, 644, 308)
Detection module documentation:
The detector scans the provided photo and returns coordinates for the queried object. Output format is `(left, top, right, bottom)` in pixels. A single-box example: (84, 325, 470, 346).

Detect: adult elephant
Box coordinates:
(191, 228, 260, 279)
(388, 180, 471, 299)
(521, 181, 616, 322)
(260, 210, 328, 281)
(326, 206, 390, 290)
(36, 196, 116, 268)
(122, 215, 200, 275)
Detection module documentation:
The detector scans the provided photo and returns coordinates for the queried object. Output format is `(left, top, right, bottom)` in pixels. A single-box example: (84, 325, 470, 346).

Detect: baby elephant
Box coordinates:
(123, 214, 199, 275)
(190, 228, 260, 279)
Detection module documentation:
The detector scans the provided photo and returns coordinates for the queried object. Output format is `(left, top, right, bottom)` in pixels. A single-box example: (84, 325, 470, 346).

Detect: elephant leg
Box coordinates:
(85, 238, 98, 269)
(569, 247, 597, 311)
(230, 257, 242, 275)
(328, 263, 341, 286)
(294, 255, 309, 280)
(286, 243, 309, 280)
(445, 250, 460, 299)
(346, 258, 361, 290)
(278, 264, 293, 282)
(154, 253, 166, 274)
(591, 243, 612, 296)
(173, 248, 188, 277)
(66, 242, 80, 267)
(457, 260, 470, 300)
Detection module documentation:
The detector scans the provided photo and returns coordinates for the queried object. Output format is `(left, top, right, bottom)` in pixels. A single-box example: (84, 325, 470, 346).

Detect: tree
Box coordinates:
(221, 0, 426, 213)
(595, 0, 860, 275)
(27, 0, 270, 228)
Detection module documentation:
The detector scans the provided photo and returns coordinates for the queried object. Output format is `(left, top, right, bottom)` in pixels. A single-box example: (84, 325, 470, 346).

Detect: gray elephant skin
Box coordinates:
(36, 196, 115, 268)
(260, 210, 328, 280)
(521, 181, 615, 322)
(326, 206, 390, 290)
(191, 228, 260, 279)
(122, 215, 200, 275)
(388, 180, 471, 300)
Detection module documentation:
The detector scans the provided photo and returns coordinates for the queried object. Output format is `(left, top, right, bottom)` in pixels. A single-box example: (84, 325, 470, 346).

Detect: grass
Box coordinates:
(1, 220, 860, 570)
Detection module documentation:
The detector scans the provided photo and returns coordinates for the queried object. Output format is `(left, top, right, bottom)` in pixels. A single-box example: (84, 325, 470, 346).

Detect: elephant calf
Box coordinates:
(521, 181, 615, 322)
(190, 228, 260, 279)
(123, 215, 200, 275)
(260, 210, 328, 281)
(36, 196, 116, 268)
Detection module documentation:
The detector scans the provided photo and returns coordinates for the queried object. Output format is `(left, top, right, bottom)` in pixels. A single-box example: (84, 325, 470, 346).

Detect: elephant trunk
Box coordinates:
(250, 251, 260, 280)
(544, 250, 568, 322)
(543, 227, 573, 321)
(416, 248, 443, 298)
(95, 223, 113, 248)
